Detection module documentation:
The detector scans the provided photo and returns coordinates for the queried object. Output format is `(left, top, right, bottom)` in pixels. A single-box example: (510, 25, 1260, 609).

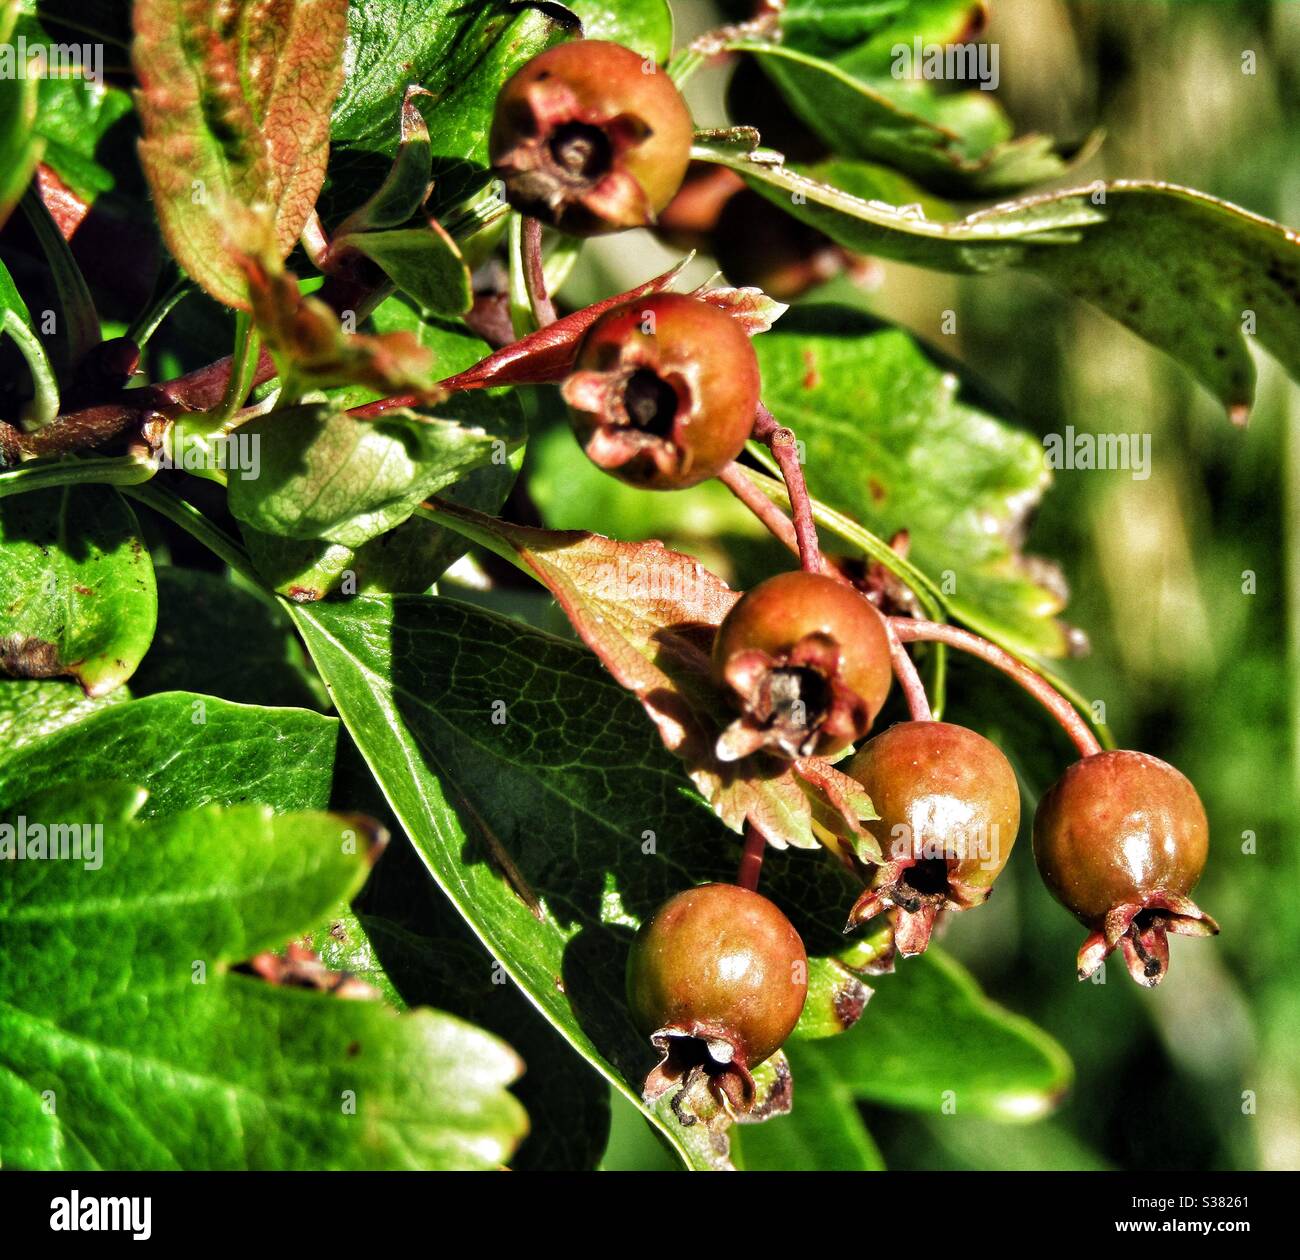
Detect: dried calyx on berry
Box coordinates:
(844, 721, 1021, 955)
(712, 571, 892, 761)
(1033, 750, 1219, 987)
(626, 883, 807, 1121)
(561, 292, 759, 489)
(488, 40, 693, 236)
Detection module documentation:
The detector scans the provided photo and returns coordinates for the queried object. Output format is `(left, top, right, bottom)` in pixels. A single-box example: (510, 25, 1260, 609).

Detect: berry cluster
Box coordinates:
(488, 40, 1219, 1122)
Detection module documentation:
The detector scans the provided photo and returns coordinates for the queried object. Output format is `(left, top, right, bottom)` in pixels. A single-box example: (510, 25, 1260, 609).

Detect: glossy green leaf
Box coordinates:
(329, 1, 569, 215)
(735, 1041, 885, 1171)
(751, 307, 1065, 655)
(0, 486, 157, 696)
(133, 0, 349, 308)
(320, 733, 611, 1171)
(774, 0, 979, 67)
(291, 593, 868, 1170)
(815, 950, 1072, 1120)
(561, 0, 674, 62)
(130, 568, 329, 710)
(0, 781, 528, 1170)
(0, 679, 126, 754)
(227, 401, 520, 551)
(336, 86, 434, 235)
(698, 140, 1300, 420)
(0, 688, 338, 817)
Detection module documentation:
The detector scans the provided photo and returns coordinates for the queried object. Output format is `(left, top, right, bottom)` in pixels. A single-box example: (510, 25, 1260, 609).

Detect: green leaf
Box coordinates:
(698, 141, 1300, 420)
(0, 781, 528, 1169)
(228, 401, 520, 551)
(346, 222, 472, 316)
(751, 308, 1066, 655)
(0, 679, 126, 754)
(737, 41, 1079, 197)
(133, 0, 350, 308)
(0, 486, 157, 696)
(1, 256, 59, 428)
(734, 1041, 885, 1171)
(291, 594, 868, 1170)
(774, 0, 979, 66)
(13, 10, 133, 200)
(0, 689, 338, 817)
(561, 0, 674, 62)
(815, 950, 1072, 1120)
(0, 2, 43, 229)
(243, 301, 523, 598)
(130, 568, 329, 710)
(335, 86, 434, 235)
(329, 1, 569, 213)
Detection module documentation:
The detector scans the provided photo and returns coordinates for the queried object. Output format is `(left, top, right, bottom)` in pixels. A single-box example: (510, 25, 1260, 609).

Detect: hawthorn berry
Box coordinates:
(561, 293, 760, 489)
(626, 883, 807, 1117)
(844, 721, 1021, 955)
(712, 571, 893, 761)
(488, 40, 693, 236)
(1032, 750, 1219, 987)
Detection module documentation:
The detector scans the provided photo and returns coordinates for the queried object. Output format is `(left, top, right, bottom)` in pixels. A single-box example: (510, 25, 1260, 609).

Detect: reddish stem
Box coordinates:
(753, 403, 821, 574)
(522, 217, 557, 328)
(720, 460, 796, 554)
(886, 622, 932, 722)
(737, 822, 767, 891)
(890, 618, 1101, 757)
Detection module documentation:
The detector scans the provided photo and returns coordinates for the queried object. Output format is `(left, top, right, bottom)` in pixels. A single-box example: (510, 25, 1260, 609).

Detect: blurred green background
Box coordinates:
(577, 0, 1300, 1171)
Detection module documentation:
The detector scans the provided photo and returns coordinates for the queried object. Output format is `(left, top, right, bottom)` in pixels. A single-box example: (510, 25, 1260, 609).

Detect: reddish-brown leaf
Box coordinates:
(133, 0, 348, 308)
(427, 500, 880, 858)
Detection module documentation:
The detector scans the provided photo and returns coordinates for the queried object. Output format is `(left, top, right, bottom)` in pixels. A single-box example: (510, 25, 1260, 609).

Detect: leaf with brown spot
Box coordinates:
(133, 0, 349, 309)
(0, 486, 156, 696)
(425, 500, 880, 857)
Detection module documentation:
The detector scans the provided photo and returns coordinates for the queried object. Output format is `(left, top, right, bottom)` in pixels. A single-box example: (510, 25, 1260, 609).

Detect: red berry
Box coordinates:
(1032, 750, 1219, 986)
(712, 571, 893, 761)
(489, 41, 693, 236)
(626, 883, 807, 1117)
(843, 721, 1021, 955)
(561, 293, 760, 489)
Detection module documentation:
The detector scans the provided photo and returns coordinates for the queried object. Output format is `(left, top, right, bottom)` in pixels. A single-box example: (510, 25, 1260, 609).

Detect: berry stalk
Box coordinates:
(737, 821, 767, 891)
(753, 403, 821, 574)
(521, 217, 558, 328)
(889, 618, 1101, 757)
(886, 622, 932, 722)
